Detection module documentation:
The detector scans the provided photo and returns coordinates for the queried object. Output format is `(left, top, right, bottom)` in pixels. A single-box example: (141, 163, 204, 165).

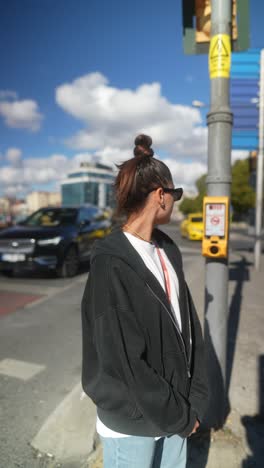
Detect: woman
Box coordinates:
(82, 134, 208, 468)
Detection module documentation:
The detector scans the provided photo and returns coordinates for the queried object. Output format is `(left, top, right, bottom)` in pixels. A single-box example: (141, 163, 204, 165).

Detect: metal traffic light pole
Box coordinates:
(204, 0, 233, 428)
(254, 49, 264, 271)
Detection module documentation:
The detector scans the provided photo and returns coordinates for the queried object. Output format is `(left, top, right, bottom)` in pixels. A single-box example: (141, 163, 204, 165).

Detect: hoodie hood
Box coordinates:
(91, 227, 178, 263)
(90, 227, 184, 299)
(91, 227, 147, 274)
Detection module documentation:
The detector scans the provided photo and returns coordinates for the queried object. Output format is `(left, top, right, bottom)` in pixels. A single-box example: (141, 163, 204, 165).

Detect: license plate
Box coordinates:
(2, 253, 26, 262)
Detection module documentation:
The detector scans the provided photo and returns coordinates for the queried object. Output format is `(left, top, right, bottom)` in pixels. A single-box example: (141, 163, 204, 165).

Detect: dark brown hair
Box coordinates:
(114, 134, 173, 216)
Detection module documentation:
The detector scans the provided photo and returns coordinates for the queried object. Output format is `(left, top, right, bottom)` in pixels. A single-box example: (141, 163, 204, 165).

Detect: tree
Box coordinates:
(179, 174, 206, 214)
(231, 159, 255, 216)
(194, 174, 206, 212)
(195, 174, 206, 197)
(179, 197, 197, 214)
(179, 159, 255, 217)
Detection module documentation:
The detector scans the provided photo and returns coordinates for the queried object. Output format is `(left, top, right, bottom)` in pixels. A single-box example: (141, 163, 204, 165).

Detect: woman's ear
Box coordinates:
(156, 187, 163, 200)
(156, 187, 165, 209)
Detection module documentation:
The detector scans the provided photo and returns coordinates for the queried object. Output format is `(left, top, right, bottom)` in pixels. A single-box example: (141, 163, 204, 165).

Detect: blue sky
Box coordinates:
(0, 0, 263, 197)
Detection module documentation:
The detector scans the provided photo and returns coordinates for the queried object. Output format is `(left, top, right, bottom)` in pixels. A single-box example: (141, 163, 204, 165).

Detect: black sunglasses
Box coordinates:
(162, 187, 183, 201)
(147, 187, 183, 201)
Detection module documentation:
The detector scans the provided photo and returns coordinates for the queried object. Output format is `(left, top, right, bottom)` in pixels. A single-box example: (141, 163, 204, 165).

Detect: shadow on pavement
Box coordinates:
(187, 256, 252, 467)
(241, 354, 264, 468)
(187, 285, 229, 468)
(227, 256, 251, 392)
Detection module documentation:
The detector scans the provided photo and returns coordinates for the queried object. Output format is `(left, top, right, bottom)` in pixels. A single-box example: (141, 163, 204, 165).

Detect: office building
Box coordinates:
(61, 162, 115, 208)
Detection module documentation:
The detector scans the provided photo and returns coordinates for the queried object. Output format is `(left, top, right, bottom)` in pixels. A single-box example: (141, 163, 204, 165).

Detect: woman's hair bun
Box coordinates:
(134, 134, 154, 158)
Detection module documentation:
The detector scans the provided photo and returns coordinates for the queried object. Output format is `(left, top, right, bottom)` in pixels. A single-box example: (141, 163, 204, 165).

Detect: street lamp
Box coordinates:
(192, 100, 207, 108)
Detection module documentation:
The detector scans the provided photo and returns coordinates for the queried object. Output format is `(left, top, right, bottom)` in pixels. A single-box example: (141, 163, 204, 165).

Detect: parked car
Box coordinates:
(0, 205, 111, 277)
(180, 213, 204, 241)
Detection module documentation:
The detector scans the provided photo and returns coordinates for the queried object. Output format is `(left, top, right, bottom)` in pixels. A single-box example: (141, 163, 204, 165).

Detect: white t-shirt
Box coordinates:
(96, 232, 182, 438)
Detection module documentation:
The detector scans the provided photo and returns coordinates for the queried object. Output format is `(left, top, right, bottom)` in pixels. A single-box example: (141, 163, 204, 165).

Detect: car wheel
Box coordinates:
(57, 246, 79, 278)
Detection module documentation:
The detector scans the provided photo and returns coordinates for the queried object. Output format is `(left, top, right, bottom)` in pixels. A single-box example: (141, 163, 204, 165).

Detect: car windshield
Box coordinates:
(190, 217, 203, 223)
(22, 208, 78, 227)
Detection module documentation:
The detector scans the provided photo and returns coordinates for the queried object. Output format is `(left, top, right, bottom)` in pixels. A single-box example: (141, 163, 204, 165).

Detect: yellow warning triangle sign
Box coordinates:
(209, 34, 231, 79)
(210, 37, 229, 59)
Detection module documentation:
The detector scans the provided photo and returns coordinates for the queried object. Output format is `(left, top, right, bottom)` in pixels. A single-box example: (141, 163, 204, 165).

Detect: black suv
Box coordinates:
(0, 205, 111, 277)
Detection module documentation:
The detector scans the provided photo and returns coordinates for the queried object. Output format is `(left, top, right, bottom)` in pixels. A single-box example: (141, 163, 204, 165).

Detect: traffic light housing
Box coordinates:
(182, 0, 250, 54)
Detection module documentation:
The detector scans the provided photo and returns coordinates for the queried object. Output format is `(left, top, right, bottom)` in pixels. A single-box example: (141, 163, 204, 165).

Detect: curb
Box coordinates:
(31, 383, 97, 466)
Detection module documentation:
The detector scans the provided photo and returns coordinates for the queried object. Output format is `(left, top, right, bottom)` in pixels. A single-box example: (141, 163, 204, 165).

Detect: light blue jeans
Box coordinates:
(100, 434, 186, 468)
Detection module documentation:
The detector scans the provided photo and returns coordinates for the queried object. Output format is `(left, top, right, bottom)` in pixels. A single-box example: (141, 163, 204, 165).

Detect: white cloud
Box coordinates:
(4, 184, 27, 197)
(0, 99, 43, 131)
(52, 71, 209, 192)
(0, 150, 101, 196)
(0, 146, 249, 201)
(94, 146, 132, 166)
(0, 73, 210, 196)
(0, 148, 207, 197)
(3, 72, 249, 197)
(3, 74, 250, 197)
(6, 147, 23, 167)
(56, 72, 207, 159)
(162, 159, 207, 192)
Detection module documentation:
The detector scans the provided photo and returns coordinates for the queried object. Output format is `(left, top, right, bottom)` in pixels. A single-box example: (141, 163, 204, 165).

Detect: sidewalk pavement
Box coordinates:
(87, 250, 264, 468)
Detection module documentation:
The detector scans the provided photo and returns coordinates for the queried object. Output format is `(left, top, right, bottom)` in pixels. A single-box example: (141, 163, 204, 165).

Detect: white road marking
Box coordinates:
(0, 358, 46, 381)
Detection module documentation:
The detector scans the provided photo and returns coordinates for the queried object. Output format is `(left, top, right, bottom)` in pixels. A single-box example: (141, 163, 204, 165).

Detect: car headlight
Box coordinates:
(38, 236, 62, 246)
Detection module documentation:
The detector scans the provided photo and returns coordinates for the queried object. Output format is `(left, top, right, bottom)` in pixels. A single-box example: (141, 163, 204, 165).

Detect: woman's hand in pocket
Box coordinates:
(189, 419, 200, 436)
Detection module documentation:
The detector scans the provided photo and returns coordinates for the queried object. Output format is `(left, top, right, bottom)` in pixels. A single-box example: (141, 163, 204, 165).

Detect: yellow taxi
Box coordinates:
(180, 213, 204, 241)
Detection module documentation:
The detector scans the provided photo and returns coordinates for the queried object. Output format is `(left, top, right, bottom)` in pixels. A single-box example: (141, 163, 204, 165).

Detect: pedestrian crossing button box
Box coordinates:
(202, 196, 229, 258)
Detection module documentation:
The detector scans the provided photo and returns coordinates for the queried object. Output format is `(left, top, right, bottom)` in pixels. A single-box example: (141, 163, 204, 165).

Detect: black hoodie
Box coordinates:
(81, 228, 208, 438)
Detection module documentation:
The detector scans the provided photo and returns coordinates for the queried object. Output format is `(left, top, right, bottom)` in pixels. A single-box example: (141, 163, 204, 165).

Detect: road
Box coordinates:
(0, 224, 256, 467)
